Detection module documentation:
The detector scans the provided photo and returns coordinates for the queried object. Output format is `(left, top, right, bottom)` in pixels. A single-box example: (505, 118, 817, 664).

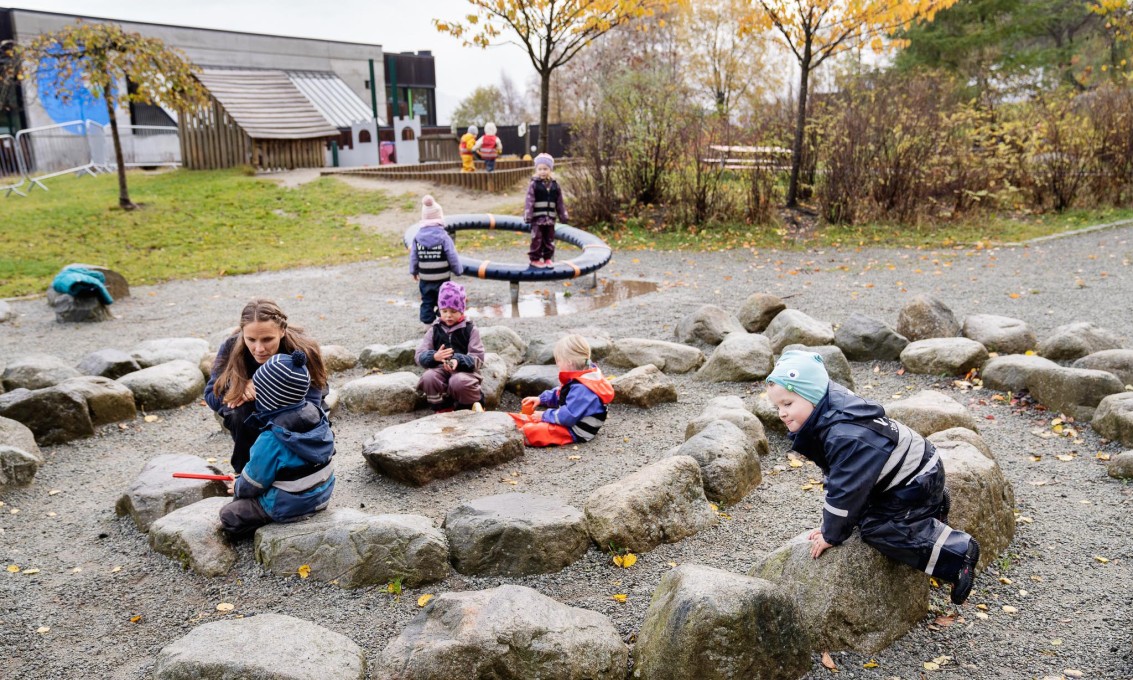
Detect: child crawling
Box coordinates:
(765, 350, 980, 604)
(508, 334, 614, 447)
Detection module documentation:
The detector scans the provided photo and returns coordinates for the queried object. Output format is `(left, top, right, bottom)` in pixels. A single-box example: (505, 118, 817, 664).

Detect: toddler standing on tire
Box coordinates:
(523, 153, 568, 268)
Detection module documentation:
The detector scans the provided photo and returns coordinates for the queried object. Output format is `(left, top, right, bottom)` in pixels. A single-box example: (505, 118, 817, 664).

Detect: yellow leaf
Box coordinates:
(611, 593, 627, 603)
(130, 615, 142, 623)
(820, 651, 837, 670)
(22, 568, 40, 575)
(216, 602, 235, 612)
(1097, 452, 1111, 461)
(1056, 454, 1074, 462)
(708, 503, 719, 512)
(1095, 555, 1110, 564)
(621, 553, 637, 568)
(613, 555, 623, 567)
(110, 566, 122, 573)
(788, 459, 803, 468)
(297, 564, 311, 579)
(863, 660, 879, 669)
(36, 626, 50, 634)
(567, 455, 581, 461)
(417, 594, 434, 607)
(976, 603, 989, 611)
(7, 564, 20, 573)
(1008, 292, 1020, 299)
(48, 489, 61, 496)
(924, 661, 940, 670)
(800, 483, 814, 491)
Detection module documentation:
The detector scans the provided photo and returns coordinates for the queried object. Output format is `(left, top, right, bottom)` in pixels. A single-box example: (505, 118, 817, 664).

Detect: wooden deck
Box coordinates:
(324, 158, 570, 193)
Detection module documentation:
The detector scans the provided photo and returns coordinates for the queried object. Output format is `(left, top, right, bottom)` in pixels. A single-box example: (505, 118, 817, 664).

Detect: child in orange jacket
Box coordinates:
(509, 334, 614, 446)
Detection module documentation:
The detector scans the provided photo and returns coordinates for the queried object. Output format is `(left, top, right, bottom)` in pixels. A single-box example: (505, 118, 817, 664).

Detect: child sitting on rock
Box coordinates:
(765, 350, 980, 605)
(415, 281, 485, 412)
(219, 350, 335, 540)
(509, 334, 614, 447)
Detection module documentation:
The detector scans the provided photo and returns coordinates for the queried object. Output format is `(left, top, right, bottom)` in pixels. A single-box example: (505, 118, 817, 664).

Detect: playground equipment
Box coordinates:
(403, 214, 613, 303)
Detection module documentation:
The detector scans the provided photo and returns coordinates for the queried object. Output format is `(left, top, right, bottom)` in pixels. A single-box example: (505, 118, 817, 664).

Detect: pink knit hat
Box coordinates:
(421, 195, 443, 221)
(437, 281, 466, 313)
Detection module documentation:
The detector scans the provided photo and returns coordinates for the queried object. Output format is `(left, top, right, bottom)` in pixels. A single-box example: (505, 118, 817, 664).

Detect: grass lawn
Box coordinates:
(0, 169, 401, 298)
(4, 168, 1131, 298)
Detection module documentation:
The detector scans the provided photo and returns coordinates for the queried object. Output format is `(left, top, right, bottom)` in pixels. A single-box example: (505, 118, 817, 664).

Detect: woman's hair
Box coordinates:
(212, 299, 327, 403)
(553, 334, 591, 371)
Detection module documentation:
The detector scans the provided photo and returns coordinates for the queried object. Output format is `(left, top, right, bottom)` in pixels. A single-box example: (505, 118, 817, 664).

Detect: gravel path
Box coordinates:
(2, 223, 1132, 679)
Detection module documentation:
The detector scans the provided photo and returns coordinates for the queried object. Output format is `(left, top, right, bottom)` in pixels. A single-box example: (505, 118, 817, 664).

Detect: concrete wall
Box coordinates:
(11, 9, 385, 130)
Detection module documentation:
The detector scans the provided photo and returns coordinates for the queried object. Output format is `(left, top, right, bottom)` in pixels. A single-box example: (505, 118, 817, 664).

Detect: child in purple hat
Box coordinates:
(524, 153, 568, 268)
(414, 281, 485, 412)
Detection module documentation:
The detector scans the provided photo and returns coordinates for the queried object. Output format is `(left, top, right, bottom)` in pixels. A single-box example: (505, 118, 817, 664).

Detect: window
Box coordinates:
(359, 129, 372, 143)
(401, 127, 415, 141)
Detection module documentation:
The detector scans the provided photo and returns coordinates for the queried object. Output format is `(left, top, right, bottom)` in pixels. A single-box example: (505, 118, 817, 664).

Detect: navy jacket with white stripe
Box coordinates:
(787, 381, 937, 545)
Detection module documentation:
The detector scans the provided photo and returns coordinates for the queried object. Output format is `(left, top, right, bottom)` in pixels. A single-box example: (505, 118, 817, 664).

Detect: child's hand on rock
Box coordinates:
(808, 528, 833, 559)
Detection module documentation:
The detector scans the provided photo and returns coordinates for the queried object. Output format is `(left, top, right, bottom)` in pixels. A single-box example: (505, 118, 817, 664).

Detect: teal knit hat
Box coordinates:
(767, 350, 829, 405)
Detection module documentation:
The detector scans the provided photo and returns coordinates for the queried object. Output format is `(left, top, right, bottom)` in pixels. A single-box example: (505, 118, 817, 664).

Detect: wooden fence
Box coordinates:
(324, 158, 569, 192)
(180, 96, 330, 171)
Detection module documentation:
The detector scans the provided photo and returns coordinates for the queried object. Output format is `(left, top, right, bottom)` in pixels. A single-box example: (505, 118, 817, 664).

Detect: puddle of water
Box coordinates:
(468, 279, 659, 318)
(387, 279, 659, 318)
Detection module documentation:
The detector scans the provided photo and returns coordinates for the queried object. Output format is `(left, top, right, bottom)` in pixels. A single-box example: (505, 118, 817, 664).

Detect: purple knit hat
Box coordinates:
(437, 281, 466, 313)
(534, 153, 554, 170)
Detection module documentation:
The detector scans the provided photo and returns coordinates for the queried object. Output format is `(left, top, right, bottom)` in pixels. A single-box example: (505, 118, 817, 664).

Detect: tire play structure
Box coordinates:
(404, 214, 613, 301)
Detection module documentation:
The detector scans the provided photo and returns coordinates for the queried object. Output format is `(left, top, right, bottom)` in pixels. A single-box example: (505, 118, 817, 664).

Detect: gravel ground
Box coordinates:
(2, 223, 1132, 679)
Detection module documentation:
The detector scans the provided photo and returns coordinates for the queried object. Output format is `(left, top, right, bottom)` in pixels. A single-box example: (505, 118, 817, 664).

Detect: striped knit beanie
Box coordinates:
(252, 350, 311, 413)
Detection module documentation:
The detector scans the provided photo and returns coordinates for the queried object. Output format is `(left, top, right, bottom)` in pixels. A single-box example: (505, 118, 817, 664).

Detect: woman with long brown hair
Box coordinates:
(204, 299, 328, 473)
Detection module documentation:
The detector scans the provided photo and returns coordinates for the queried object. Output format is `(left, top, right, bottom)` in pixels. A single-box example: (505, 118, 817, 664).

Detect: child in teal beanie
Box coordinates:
(766, 350, 980, 605)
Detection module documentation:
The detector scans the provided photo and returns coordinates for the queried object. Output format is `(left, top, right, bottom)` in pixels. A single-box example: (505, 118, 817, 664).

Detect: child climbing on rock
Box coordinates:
(765, 350, 980, 605)
(523, 153, 568, 268)
(473, 122, 501, 172)
(459, 125, 478, 173)
(415, 281, 485, 412)
(219, 350, 335, 540)
(409, 195, 461, 324)
(509, 334, 614, 446)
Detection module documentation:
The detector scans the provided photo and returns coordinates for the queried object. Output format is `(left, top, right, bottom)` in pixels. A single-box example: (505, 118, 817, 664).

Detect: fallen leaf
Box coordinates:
(1097, 452, 1111, 461)
(611, 593, 627, 603)
(1002, 605, 1018, 614)
(48, 489, 61, 496)
(1016, 516, 1034, 524)
(22, 568, 40, 575)
(862, 660, 879, 669)
(820, 651, 837, 670)
(788, 459, 803, 468)
(616, 553, 637, 568)
(567, 455, 581, 461)
(924, 662, 940, 671)
(800, 483, 814, 491)
(144, 415, 159, 423)
(110, 566, 122, 573)
(1095, 555, 1110, 564)
(1056, 454, 1074, 462)
(976, 603, 989, 611)
(130, 615, 142, 623)
(206, 457, 217, 464)
(999, 577, 1012, 585)
(297, 564, 311, 579)
(933, 614, 955, 627)
(36, 626, 49, 634)
(216, 603, 235, 612)
(1064, 670, 1083, 678)
(417, 594, 434, 607)
(7, 564, 20, 573)
(975, 612, 989, 620)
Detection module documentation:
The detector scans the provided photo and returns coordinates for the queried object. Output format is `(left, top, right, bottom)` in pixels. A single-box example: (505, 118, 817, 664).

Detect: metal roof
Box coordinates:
(287, 71, 380, 128)
(196, 69, 338, 140)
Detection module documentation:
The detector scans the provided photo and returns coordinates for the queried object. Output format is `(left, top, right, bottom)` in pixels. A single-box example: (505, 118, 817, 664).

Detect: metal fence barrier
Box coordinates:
(1, 134, 28, 197)
(15, 120, 100, 191)
(87, 121, 181, 170)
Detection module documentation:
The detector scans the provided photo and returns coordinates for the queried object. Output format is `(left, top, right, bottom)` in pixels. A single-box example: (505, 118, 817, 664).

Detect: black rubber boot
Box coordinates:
(950, 538, 980, 605)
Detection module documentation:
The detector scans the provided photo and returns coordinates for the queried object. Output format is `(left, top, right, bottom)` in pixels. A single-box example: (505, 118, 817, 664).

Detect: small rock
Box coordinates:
(980, 354, 1059, 393)
(961, 314, 1037, 354)
(338, 372, 421, 414)
(0, 416, 41, 461)
(606, 338, 705, 374)
(1037, 322, 1125, 362)
(358, 340, 417, 371)
(2, 353, 82, 391)
(781, 343, 854, 389)
(749, 391, 788, 434)
(928, 427, 994, 460)
(736, 293, 786, 333)
(130, 338, 209, 369)
(685, 395, 768, 447)
(610, 364, 678, 407)
(764, 309, 835, 353)
(0, 445, 40, 487)
(834, 312, 908, 361)
(56, 376, 136, 426)
(667, 420, 762, 505)
(0, 386, 94, 445)
(674, 304, 745, 345)
(148, 497, 236, 577)
(884, 390, 978, 437)
(320, 344, 359, 372)
(1026, 365, 1124, 422)
(75, 348, 140, 380)
(0, 300, 12, 323)
(696, 332, 774, 382)
(46, 290, 114, 322)
(506, 364, 561, 397)
(1092, 392, 1133, 448)
(896, 294, 960, 341)
(940, 443, 1016, 570)
(1072, 349, 1133, 388)
(526, 329, 612, 364)
(479, 353, 510, 409)
(478, 325, 528, 367)
(1106, 451, 1133, 479)
(115, 454, 227, 532)
(900, 337, 988, 376)
(116, 360, 206, 411)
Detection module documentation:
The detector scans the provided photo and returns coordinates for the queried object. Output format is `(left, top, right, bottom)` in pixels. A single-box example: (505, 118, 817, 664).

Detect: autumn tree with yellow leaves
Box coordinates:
(435, 0, 684, 154)
(744, 0, 958, 207)
(6, 22, 205, 209)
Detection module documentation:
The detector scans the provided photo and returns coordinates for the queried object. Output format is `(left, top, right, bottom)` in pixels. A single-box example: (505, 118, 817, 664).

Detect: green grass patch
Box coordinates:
(0, 169, 401, 298)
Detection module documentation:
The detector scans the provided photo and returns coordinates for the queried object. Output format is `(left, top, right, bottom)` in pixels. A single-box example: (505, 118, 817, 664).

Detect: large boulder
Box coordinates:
(584, 456, 717, 553)
(764, 309, 835, 354)
(884, 390, 978, 437)
(696, 332, 774, 382)
(338, 372, 421, 415)
(479, 353, 510, 409)
(834, 313, 908, 362)
(525, 329, 612, 364)
(148, 497, 237, 577)
(961, 314, 1037, 355)
(749, 532, 928, 653)
(1093, 392, 1133, 447)
(610, 364, 678, 407)
(750, 392, 788, 434)
(363, 411, 525, 486)
(47, 290, 113, 322)
(980, 354, 1059, 393)
(1038, 322, 1124, 362)
(154, 613, 365, 680)
(255, 509, 450, 588)
(479, 326, 528, 367)
(900, 338, 988, 376)
(606, 338, 705, 374)
(444, 493, 589, 576)
(1073, 349, 1133, 388)
(928, 427, 993, 460)
(321, 344, 359, 373)
(940, 442, 1015, 570)
(781, 344, 854, 389)
(633, 564, 811, 680)
(0, 386, 94, 445)
(57, 376, 136, 426)
(0, 445, 39, 487)
(117, 360, 206, 411)
(358, 340, 418, 371)
(675, 304, 745, 345)
(667, 420, 762, 506)
(115, 454, 228, 532)
(685, 395, 768, 447)
(0, 416, 41, 461)
(130, 338, 210, 369)
(1, 353, 82, 391)
(895, 294, 960, 341)
(75, 348, 141, 380)
(506, 364, 560, 398)
(377, 585, 627, 680)
(1025, 365, 1125, 422)
(737, 293, 786, 333)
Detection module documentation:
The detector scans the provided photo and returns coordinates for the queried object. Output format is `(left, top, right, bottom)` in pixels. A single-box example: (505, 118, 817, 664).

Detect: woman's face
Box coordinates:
(242, 320, 283, 364)
(766, 383, 815, 433)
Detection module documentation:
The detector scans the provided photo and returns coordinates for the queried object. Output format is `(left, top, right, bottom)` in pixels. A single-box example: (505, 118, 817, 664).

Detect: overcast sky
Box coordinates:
(3, 0, 535, 122)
